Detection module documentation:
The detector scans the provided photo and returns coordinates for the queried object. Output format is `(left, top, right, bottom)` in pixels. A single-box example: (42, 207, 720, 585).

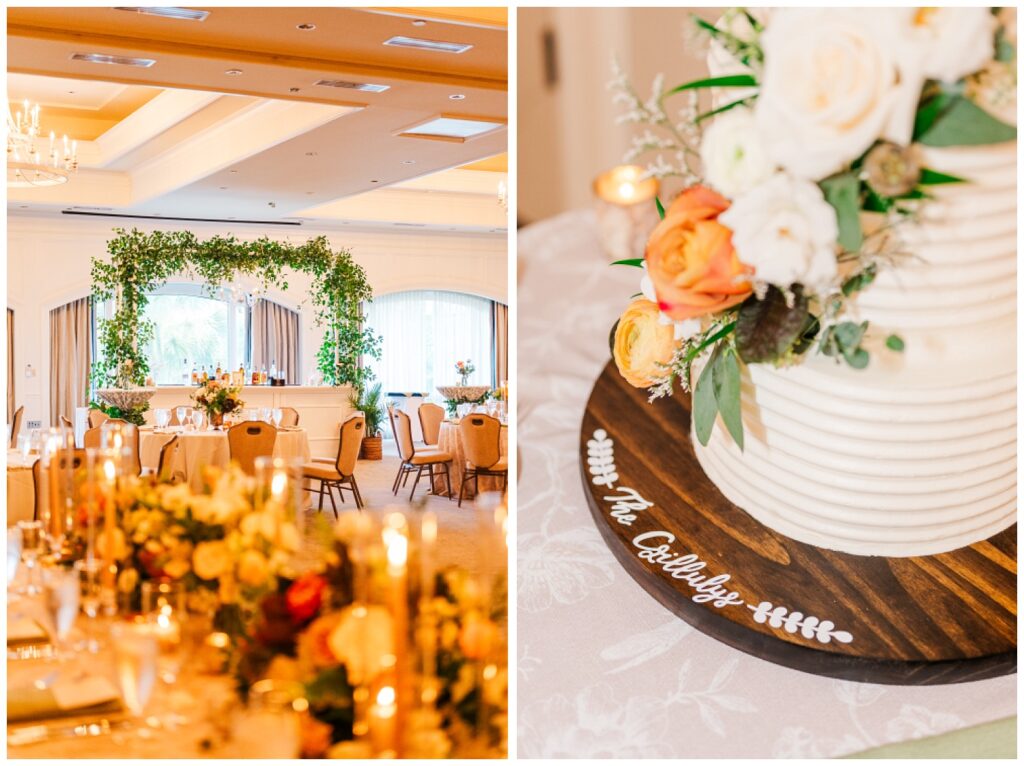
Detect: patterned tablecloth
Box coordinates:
(431, 421, 509, 500)
(139, 428, 311, 491)
(516, 210, 1016, 758)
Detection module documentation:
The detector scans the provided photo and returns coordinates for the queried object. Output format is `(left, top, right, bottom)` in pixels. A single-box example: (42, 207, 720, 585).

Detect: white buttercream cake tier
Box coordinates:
(692, 142, 1017, 556)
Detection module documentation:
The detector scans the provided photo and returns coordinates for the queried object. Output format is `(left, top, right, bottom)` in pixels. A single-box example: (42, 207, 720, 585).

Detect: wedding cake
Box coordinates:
(694, 140, 1016, 556)
(609, 8, 1017, 556)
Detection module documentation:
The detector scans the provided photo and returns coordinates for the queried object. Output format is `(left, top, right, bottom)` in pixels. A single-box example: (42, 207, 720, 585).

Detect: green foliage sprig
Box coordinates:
(90, 229, 382, 397)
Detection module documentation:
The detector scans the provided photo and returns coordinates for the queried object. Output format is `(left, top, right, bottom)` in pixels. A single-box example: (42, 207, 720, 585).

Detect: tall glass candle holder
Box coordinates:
(38, 425, 77, 557)
(593, 164, 661, 262)
(94, 446, 129, 616)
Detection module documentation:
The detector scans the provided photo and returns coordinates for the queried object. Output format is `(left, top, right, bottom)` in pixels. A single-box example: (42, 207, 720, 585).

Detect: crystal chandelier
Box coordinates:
(7, 100, 79, 188)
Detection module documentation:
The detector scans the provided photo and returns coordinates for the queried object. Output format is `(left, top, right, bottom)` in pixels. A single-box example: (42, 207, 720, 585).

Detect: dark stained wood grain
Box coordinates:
(581, 360, 1016, 685)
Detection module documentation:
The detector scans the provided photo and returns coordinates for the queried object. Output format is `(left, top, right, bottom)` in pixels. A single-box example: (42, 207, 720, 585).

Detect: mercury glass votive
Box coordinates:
(593, 164, 661, 262)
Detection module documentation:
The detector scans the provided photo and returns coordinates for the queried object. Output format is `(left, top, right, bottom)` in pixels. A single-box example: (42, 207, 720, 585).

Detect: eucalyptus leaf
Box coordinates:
(844, 347, 870, 369)
(735, 286, 810, 364)
(820, 173, 863, 252)
(918, 168, 967, 185)
(841, 266, 877, 297)
(885, 334, 905, 352)
(692, 346, 720, 446)
(695, 97, 754, 124)
(712, 348, 744, 450)
(611, 258, 645, 268)
(917, 95, 1017, 147)
(655, 196, 666, 220)
(913, 86, 960, 140)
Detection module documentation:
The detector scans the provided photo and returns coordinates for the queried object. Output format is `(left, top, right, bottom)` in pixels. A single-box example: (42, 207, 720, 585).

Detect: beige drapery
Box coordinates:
(251, 299, 300, 384)
(50, 297, 92, 425)
(492, 300, 508, 387)
(7, 309, 14, 423)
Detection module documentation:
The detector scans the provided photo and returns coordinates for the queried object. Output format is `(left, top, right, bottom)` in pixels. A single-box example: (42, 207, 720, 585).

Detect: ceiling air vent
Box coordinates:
(114, 7, 209, 21)
(315, 79, 390, 93)
(71, 52, 156, 67)
(383, 36, 472, 54)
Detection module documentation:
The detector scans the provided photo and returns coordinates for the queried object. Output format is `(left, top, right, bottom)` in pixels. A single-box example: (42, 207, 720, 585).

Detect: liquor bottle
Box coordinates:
(238, 364, 245, 386)
(215, 362, 222, 380)
(182, 358, 189, 385)
(191, 363, 198, 386)
(251, 366, 259, 386)
(200, 365, 207, 384)
(260, 366, 268, 385)
(269, 360, 277, 385)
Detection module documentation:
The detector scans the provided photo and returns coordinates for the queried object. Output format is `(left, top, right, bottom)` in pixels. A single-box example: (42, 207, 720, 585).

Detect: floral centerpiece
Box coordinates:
(454, 360, 475, 386)
(609, 7, 1016, 448)
(233, 517, 508, 759)
(192, 380, 245, 428)
(82, 465, 304, 638)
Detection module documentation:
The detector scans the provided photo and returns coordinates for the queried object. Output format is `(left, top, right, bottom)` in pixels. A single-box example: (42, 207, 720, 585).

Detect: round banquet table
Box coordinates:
(139, 427, 311, 492)
(6, 450, 36, 526)
(516, 210, 1015, 758)
(431, 420, 508, 499)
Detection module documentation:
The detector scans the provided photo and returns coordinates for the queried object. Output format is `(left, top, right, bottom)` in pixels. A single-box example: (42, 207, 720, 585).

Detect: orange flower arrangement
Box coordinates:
(644, 185, 753, 321)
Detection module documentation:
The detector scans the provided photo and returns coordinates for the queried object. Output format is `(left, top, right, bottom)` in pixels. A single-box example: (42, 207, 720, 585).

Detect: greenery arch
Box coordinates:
(90, 228, 381, 398)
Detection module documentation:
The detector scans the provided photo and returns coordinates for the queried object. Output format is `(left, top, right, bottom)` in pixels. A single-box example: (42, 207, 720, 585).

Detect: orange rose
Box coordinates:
(645, 185, 753, 321)
(613, 299, 678, 389)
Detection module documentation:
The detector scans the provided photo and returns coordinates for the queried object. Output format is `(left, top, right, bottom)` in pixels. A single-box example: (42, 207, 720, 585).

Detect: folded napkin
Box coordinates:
(7, 616, 48, 645)
(8, 673, 121, 722)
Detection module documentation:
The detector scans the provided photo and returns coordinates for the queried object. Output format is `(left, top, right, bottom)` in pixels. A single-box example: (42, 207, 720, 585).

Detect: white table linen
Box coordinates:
(516, 210, 1015, 757)
(139, 427, 311, 491)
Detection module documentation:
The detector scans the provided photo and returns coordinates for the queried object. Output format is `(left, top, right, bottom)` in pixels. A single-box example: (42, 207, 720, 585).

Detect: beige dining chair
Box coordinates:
(9, 405, 24, 449)
(83, 419, 143, 475)
(87, 409, 109, 429)
(227, 421, 277, 475)
(302, 414, 365, 517)
(458, 414, 507, 507)
(31, 448, 87, 521)
(279, 407, 300, 428)
(418, 402, 445, 447)
(59, 415, 73, 431)
(392, 409, 451, 500)
(141, 435, 180, 483)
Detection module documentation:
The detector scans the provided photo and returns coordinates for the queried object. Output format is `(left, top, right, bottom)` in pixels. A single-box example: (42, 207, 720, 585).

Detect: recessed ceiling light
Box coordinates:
(219, 186, 228, 190)
(305, 152, 317, 157)
(68, 90, 76, 95)
(268, 202, 276, 207)
(314, 79, 390, 93)
(383, 36, 473, 54)
(371, 180, 379, 184)
(412, 19, 427, 27)
(306, 191, 314, 195)
(71, 52, 156, 67)
(114, 7, 209, 22)
(399, 115, 505, 141)
(297, 23, 316, 31)
(449, 94, 466, 100)
(225, 69, 244, 76)
(401, 160, 416, 165)
(229, 169, 238, 174)
(289, 87, 300, 93)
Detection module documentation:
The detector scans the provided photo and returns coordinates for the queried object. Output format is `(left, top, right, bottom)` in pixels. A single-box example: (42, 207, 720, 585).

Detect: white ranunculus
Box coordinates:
(755, 9, 898, 180)
(719, 173, 839, 291)
(879, 8, 997, 144)
(699, 107, 774, 198)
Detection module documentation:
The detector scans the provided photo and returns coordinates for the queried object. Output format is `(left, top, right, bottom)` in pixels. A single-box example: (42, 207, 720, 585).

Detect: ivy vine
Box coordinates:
(90, 229, 381, 395)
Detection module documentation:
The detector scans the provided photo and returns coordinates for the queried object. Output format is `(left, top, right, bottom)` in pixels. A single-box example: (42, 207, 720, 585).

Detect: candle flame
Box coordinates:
(102, 458, 117, 483)
(385, 530, 408, 568)
(376, 686, 396, 707)
(618, 181, 636, 199)
(271, 470, 288, 498)
(422, 512, 437, 544)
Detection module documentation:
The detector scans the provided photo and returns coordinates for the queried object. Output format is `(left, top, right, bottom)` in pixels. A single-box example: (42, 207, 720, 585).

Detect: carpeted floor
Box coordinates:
(301, 443, 505, 579)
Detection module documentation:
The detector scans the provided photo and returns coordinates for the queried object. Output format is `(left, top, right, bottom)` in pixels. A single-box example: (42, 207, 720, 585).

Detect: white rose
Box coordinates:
(237, 549, 270, 587)
(719, 173, 839, 291)
(755, 9, 898, 179)
(879, 8, 997, 144)
(327, 605, 395, 685)
(699, 107, 774, 197)
(192, 540, 231, 581)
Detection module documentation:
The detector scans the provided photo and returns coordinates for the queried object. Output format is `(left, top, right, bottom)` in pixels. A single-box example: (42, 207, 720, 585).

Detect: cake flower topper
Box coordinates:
(609, 7, 1017, 449)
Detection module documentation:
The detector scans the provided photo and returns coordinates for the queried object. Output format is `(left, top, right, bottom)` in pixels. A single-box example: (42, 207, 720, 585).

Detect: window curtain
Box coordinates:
(7, 308, 14, 423)
(491, 301, 508, 388)
(251, 299, 300, 384)
(365, 290, 492, 396)
(50, 297, 92, 425)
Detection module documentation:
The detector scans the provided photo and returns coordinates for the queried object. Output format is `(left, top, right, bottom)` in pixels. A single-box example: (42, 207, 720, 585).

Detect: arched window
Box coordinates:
(365, 290, 494, 396)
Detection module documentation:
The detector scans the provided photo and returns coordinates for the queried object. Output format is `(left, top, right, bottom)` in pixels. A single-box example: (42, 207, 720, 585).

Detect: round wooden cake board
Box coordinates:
(581, 361, 1016, 685)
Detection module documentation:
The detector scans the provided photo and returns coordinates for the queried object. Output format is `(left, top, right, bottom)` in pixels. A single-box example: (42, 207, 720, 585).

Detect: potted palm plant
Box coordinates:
(349, 382, 384, 460)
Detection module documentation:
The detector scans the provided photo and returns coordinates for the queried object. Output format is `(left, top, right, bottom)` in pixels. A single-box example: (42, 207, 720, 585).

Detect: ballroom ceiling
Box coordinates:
(6, 6, 508, 234)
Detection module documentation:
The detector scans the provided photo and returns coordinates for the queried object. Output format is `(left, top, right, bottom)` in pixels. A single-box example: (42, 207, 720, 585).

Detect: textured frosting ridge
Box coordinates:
(693, 141, 1017, 557)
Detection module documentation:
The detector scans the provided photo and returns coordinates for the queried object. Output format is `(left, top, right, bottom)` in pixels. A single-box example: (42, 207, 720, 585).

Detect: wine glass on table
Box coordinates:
(40, 564, 81, 659)
(259, 407, 272, 424)
(155, 409, 170, 431)
(192, 409, 206, 431)
(110, 621, 159, 733)
(16, 520, 44, 595)
(75, 558, 105, 652)
(8, 526, 23, 586)
(175, 407, 187, 430)
(272, 408, 283, 428)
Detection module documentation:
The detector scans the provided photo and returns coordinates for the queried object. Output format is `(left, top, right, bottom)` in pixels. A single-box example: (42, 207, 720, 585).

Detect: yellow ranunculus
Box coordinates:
(192, 540, 231, 581)
(237, 549, 270, 587)
(613, 298, 679, 388)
